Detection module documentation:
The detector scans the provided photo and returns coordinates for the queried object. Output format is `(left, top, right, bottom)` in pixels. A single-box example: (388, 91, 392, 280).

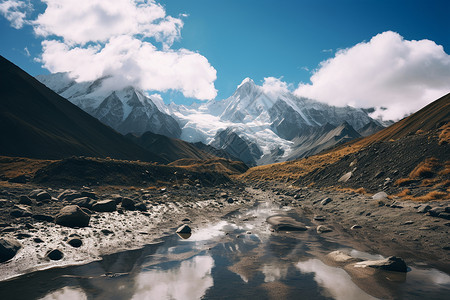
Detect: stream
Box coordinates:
(1, 200, 449, 300)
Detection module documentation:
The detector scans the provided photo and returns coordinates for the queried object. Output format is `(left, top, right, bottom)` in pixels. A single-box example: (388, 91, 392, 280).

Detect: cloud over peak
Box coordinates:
(295, 31, 450, 120)
(3, 0, 217, 100)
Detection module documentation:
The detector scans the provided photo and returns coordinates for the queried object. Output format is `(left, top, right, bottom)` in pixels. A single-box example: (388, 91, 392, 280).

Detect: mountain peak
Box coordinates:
(237, 77, 255, 89)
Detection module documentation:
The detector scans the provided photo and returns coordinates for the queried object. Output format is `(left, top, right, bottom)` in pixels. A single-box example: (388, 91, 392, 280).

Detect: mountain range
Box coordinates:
(37, 74, 386, 166)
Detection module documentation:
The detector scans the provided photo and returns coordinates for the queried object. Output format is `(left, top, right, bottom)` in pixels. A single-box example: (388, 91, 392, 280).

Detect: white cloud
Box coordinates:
(40, 35, 217, 100)
(23, 46, 30, 56)
(33, 0, 182, 47)
(261, 77, 290, 97)
(0, 0, 218, 100)
(0, 0, 31, 29)
(295, 31, 450, 120)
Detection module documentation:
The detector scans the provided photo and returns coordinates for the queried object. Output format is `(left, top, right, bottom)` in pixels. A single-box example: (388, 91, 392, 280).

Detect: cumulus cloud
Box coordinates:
(40, 35, 217, 100)
(1, 0, 217, 100)
(33, 0, 182, 47)
(295, 31, 450, 120)
(0, 0, 31, 29)
(261, 77, 290, 97)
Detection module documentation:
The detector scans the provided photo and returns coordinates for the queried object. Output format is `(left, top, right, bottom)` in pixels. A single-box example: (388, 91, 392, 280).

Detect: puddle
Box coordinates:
(1, 202, 449, 300)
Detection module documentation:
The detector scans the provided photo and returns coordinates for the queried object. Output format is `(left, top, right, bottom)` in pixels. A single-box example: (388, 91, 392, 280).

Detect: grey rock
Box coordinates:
(36, 191, 51, 202)
(176, 224, 192, 234)
(317, 225, 333, 233)
(28, 189, 45, 199)
(321, 197, 332, 205)
(327, 251, 358, 263)
(417, 205, 431, 213)
(428, 207, 445, 217)
(266, 216, 307, 231)
(55, 205, 90, 228)
(372, 192, 388, 200)
(227, 198, 234, 204)
(351, 224, 362, 229)
(18, 196, 33, 205)
(0, 238, 22, 263)
(314, 215, 326, 221)
(81, 191, 97, 199)
(135, 202, 147, 211)
(338, 172, 352, 183)
(72, 197, 96, 209)
(10, 205, 32, 218)
(439, 212, 450, 220)
(121, 197, 135, 210)
(68, 238, 82, 247)
(46, 249, 64, 261)
(354, 256, 407, 272)
(92, 200, 116, 212)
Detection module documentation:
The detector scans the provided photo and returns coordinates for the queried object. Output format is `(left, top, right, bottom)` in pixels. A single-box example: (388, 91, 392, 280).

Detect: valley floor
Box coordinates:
(0, 180, 449, 284)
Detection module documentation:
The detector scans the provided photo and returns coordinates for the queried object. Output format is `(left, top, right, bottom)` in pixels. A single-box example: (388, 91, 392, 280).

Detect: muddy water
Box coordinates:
(1, 201, 449, 300)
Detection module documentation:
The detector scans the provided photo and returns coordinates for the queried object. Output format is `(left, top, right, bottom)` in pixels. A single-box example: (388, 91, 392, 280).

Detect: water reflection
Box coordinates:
(39, 287, 87, 300)
(296, 259, 378, 300)
(132, 255, 214, 300)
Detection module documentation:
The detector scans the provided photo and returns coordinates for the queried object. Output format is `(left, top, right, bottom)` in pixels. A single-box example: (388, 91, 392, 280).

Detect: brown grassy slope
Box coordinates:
(239, 93, 450, 183)
(32, 156, 232, 187)
(0, 56, 165, 163)
(169, 158, 249, 175)
(0, 156, 54, 179)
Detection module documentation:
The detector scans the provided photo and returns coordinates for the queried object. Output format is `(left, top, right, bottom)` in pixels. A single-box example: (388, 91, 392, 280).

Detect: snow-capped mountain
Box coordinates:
(36, 73, 181, 138)
(37, 74, 383, 166)
(169, 78, 380, 165)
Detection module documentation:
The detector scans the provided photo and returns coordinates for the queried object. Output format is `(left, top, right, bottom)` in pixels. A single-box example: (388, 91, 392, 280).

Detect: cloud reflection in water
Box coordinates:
(296, 259, 377, 300)
(132, 255, 214, 300)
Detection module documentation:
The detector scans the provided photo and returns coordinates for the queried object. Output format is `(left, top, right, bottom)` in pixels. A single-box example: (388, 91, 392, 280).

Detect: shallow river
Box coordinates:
(1, 201, 449, 299)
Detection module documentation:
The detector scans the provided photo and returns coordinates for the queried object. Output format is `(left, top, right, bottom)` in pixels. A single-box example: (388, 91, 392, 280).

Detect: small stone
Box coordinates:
(33, 238, 44, 243)
(227, 198, 234, 204)
(372, 192, 388, 200)
(135, 202, 147, 211)
(355, 256, 407, 272)
(68, 238, 82, 247)
(46, 249, 63, 261)
(351, 225, 362, 229)
(403, 221, 414, 225)
(121, 198, 135, 210)
(314, 215, 326, 221)
(338, 172, 352, 183)
(101, 229, 114, 235)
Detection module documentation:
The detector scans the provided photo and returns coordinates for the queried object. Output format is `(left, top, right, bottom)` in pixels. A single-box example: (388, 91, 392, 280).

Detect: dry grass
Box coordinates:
(439, 162, 450, 176)
(239, 144, 363, 182)
(395, 189, 411, 197)
(438, 123, 450, 145)
(0, 156, 55, 179)
(333, 187, 368, 194)
(409, 157, 439, 179)
(395, 178, 416, 186)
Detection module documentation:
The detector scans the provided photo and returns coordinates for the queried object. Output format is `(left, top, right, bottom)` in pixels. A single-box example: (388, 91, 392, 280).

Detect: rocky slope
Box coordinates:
(0, 56, 165, 163)
(36, 73, 181, 138)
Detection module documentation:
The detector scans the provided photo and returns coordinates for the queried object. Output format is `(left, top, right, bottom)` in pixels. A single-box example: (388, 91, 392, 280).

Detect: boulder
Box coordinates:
(92, 200, 116, 212)
(316, 225, 333, 233)
(10, 205, 32, 218)
(111, 194, 123, 204)
(176, 224, 192, 234)
(36, 191, 51, 202)
(428, 207, 445, 217)
(59, 192, 83, 202)
(68, 238, 82, 248)
(0, 238, 22, 263)
(321, 197, 332, 205)
(121, 197, 135, 210)
(46, 249, 64, 261)
(327, 251, 358, 263)
(338, 172, 352, 183)
(266, 216, 307, 231)
(81, 191, 97, 199)
(55, 205, 90, 228)
(417, 205, 431, 213)
(72, 197, 96, 209)
(354, 256, 407, 272)
(18, 195, 33, 205)
(372, 192, 388, 200)
(28, 189, 45, 199)
(135, 202, 147, 212)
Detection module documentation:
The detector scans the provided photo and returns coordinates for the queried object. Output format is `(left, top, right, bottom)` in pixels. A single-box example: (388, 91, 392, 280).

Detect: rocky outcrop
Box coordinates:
(0, 238, 21, 263)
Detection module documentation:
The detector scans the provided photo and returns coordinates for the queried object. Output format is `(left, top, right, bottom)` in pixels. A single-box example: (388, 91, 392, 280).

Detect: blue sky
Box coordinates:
(1, 0, 449, 117)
